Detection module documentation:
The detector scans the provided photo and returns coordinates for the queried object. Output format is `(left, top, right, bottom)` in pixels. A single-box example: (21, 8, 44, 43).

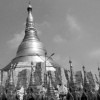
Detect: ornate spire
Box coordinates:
(69, 60, 75, 93)
(25, 1, 34, 35)
(82, 66, 89, 91)
(29, 62, 35, 86)
(0, 70, 2, 85)
(69, 60, 74, 83)
(46, 71, 56, 97)
(27, 1, 33, 22)
(98, 67, 100, 78)
(9, 64, 14, 85)
(16, 2, 46, 58)
(83, 66, 87, 83)
(98, 67, 100, 87)
(69, 59, 72, 67)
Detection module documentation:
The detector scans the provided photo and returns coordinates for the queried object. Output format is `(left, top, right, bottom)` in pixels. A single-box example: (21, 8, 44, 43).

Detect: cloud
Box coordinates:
(7, 29, 41, 49)
(53, 35, 66, 43)
(67, 15, 81, 31)
(35, 21, 51, 35)
(53, 54, 61, 61)
(7, 31, 24, 49)
(7, 21, 50, 49)
(53, 54, 64, 64)
(53, 54, 69, 68)
(66, 14, 82, 39)
(89, 49, 100, 58)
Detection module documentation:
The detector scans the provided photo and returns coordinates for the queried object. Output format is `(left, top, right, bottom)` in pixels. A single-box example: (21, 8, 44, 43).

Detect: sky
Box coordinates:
(0, 0, 100, 76)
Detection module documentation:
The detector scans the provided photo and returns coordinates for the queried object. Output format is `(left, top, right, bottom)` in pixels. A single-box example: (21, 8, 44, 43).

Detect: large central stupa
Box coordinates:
(2, 3, 60, 70)
(1, 2, 61, 88)
(16, 3, 46, 59)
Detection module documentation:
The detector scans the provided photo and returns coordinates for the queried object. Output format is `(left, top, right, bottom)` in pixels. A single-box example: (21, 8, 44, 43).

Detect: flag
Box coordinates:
(55, 67, 62, 85)
(87, 72, 95, 90)
(34, 62, 42, 85)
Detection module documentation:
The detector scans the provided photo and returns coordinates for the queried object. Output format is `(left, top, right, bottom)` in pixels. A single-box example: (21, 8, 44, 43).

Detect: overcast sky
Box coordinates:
(0, 0, 100, 75)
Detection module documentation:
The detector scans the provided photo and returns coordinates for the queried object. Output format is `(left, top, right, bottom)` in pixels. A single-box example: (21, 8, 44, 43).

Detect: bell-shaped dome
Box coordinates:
(16, 3, 46, 57)
(2, 2, 61, 71)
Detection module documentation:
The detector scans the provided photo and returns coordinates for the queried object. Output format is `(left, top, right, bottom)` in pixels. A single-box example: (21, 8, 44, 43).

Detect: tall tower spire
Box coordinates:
(46, 71, 57, 99)
(82, 66, 89, 91)
(26, 1, 34, 33)
(0, 70, 2, 85)
(16, 2, 46, 58)
(69, 59, 74, 83)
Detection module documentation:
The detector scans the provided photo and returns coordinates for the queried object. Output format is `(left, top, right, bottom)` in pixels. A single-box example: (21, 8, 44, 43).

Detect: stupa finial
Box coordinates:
(26, 0, 33, 23)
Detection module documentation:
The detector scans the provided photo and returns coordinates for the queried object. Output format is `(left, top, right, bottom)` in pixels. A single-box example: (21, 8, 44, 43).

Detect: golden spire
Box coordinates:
(26, 1, 34, 33)
(16, 2, 46, 58)
(27, 1, 33, 21)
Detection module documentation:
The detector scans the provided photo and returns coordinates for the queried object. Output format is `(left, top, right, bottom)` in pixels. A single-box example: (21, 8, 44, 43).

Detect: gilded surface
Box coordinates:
(16, 3, 46, 58)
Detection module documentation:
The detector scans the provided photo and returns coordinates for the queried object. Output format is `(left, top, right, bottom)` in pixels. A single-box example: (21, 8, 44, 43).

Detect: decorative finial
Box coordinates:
(69, 58, 72, 67)
(0, 70, 2, 85)
(13, 63, 17, 69)
(29, 0, 31, 4)
(45, 51, 47, 56)
(98, 67, 100, 78)
(31, 61, 34, 66)
(83, 66, 85, 70)
(27, 0, 32, 12)
(98, 67, 100, 71)
(26, 0, 33, 23)
(69, 60, 72, 63)
(11, 64, 13, 69)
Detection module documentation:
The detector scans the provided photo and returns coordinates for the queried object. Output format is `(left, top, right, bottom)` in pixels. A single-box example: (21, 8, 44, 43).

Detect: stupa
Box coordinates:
(1, 2, 61, 88)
